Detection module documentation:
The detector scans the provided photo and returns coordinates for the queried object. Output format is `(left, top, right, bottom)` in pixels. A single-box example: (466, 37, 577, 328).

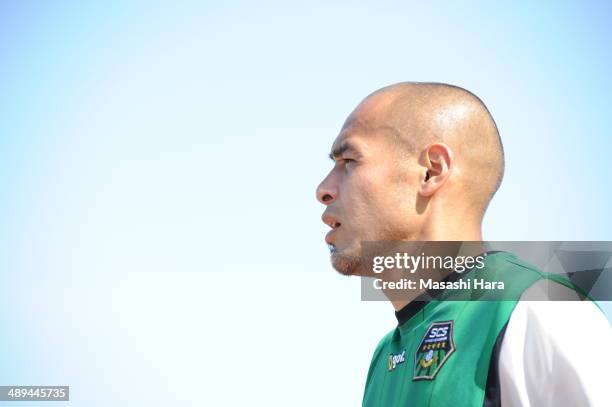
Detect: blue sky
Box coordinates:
(1, 1, 611, 405)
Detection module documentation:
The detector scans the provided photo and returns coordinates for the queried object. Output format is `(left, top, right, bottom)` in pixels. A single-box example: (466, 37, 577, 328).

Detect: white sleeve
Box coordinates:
(498, 281, 612, 407)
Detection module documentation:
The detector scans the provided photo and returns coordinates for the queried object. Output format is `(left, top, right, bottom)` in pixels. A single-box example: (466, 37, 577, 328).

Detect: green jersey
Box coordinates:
(362, 251, 586, 407)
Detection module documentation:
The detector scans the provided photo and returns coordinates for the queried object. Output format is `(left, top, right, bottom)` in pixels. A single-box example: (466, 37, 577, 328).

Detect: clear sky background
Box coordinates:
(1, 1, 611, 406)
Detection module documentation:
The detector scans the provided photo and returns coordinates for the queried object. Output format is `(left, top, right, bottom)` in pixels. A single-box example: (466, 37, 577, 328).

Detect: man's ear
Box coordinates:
(419, 143, 453, 197)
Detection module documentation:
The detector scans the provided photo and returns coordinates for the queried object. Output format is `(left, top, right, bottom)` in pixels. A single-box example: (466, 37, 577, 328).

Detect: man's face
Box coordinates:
(317, 117, 422, 276)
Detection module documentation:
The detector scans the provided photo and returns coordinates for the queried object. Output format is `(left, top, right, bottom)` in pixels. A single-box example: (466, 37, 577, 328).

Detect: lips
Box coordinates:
(325, 228, 339, 245)
(322, 213, 342, 244)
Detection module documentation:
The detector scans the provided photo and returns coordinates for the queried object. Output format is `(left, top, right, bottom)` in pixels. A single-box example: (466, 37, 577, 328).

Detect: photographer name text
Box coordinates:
(373, 278, 504, 291)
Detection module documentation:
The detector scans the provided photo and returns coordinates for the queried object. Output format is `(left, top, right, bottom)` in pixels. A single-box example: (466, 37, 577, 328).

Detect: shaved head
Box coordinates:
(344, 82, 504, 213)
(318, 82, 504, 276)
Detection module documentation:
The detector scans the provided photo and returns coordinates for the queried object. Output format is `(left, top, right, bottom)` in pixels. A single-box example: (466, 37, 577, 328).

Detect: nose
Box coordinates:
(316, 171, 337, 205)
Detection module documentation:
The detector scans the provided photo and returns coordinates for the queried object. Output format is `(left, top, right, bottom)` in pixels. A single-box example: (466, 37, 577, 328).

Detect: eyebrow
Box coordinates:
(328, 141, 357, 161)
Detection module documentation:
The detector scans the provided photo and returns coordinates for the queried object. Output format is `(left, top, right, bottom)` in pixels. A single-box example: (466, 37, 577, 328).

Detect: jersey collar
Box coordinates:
(394, 250, 503, 326)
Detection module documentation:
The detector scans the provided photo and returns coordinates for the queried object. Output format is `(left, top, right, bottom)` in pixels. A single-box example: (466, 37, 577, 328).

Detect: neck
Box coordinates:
(419, 218, 483, 242)
(387, 220, 484, 312)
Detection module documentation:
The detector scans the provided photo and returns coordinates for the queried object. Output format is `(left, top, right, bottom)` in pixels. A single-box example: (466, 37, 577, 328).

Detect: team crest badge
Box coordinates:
(413, 321, 455, 380)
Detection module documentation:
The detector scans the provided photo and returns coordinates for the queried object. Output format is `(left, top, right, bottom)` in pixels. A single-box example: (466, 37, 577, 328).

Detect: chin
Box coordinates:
(331, 250, 363, 276)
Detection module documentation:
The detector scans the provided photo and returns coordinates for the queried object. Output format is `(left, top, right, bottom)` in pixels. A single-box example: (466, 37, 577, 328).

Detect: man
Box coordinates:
(316, 82, 610, 406)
